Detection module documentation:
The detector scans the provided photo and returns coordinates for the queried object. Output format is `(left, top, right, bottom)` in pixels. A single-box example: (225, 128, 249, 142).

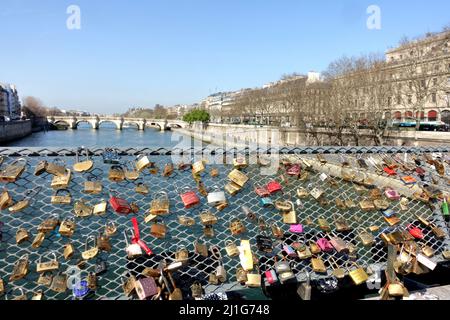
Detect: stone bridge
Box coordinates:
(47, 116, 186, 131)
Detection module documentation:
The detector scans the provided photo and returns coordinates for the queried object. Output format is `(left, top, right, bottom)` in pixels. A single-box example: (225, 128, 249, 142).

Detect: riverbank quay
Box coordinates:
(0, 120, 32, 144)
(174, 123, 450, 148)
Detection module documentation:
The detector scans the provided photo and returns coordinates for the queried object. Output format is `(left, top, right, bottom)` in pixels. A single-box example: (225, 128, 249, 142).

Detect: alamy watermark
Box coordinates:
(367, 5, 381, 30)
(66, 5, 81, 30)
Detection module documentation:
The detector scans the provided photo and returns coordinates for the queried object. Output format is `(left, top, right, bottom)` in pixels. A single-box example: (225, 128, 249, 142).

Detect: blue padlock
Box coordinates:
(261, 197, 274, 207)
(72, 280, 90, 300)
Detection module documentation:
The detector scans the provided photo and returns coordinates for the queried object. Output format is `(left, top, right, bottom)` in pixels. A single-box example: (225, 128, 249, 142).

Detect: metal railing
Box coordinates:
(0, 146, 449, 300)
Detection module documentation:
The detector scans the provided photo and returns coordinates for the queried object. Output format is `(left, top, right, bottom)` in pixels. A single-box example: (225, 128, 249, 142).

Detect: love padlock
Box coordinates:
(254, 186, 270, 198)
(180, 187, 200, 209)
(286, 164, 301, 176)
(407, 224, 424, 240)
(267, 181, 282, 194)
(317, 238, 334, 253)
(109, 191, 132, 215)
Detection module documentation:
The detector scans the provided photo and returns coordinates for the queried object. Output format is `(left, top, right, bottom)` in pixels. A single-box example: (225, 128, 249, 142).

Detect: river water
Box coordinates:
(4, 123, 190, 148)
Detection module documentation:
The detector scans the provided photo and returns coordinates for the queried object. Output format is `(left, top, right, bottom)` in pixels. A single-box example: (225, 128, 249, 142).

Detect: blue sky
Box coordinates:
(1, 0, 449, 114)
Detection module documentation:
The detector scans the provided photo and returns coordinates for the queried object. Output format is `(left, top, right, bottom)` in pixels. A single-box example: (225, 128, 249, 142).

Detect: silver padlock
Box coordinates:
(297, 270, 312, 300)
(207, 186, 226, 206)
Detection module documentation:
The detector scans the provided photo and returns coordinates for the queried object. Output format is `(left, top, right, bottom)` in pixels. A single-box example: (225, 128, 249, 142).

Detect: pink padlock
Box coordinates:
(264, 270, 278, 285)
(316, 238, 334, 253)
(286, 164, 301, 176)
(385, 188, 400, 201)
(289, 224, 303, 234)
(283, 244, 297, 257)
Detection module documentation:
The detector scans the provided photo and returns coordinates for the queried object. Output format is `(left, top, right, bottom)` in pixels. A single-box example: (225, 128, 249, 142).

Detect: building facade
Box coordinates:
(384, 31, 450, 125)
(0, 83, 22, 120)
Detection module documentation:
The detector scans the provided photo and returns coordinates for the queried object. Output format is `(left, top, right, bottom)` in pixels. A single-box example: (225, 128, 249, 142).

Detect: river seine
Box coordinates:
(3, 123, 186, 148)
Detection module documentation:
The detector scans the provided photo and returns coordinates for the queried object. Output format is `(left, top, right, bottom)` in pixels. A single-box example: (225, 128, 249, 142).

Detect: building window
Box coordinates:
(421, 80, 426, 88)
(428, 110, 438, 122)
(416, 111, 425, 120)
(397, 95, 402, 105)
(407, 95, 413, 104)
(432, 93, 437, 103)
(408, 82, 413, 90)
(433, 78, 438, 86)
(387, 97, 392, 106)
(394, 111, 402, 120)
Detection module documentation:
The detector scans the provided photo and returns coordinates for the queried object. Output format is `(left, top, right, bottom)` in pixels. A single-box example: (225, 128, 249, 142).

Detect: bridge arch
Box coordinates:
(99, 120, 122, 130)
(147, 122, 163, 131)
(123, 121, 140, 130)
(54, 120, 71, 128)
(76, 120, 95, 129)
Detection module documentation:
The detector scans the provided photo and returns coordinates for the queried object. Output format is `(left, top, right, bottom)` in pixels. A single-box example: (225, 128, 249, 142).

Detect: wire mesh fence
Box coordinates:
(0, 147, 449, 300)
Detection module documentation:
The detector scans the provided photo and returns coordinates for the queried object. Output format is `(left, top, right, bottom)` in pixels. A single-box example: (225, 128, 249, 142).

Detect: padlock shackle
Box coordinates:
(85, 235, 97, 251)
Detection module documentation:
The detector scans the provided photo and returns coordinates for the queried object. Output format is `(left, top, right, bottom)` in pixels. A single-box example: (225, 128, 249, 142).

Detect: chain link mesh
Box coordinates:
(0, 147, 449, 300)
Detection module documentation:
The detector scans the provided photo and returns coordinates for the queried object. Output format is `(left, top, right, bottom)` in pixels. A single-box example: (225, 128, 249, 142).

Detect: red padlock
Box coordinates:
(407, 224, 424, 240)
(416, 167, 426, 176)
(180, 187, 200, 209)
(267, 181, 283, 194)
(383, 167, 397, 176)
(109, 191, 132, 215)
(255, 186, 270, 198)
(286, 164, 301, 176)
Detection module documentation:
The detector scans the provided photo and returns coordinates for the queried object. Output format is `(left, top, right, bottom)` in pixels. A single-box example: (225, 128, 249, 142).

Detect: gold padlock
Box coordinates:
(63, 243, 75, 260)
(228, 169, 249, 188)
(121, 271, 137, 297)
(73, 148, 93, 173)
(0, 189, 13, 210)
(150, 221, 167, 239)
(50, 273, 67, 293)
(230, 217, 246, 236)
(359, 200, 376, 212)
(225, 182, 242, 196)
(124, 161, 139, 180)
(84, 175, 102, 194)
(347, 262, 369, 286)
(0, 158, 27, 183)
(38, 214, 60, 234)
(233, 157, 248, 169)
(225, 240, 240, 257)
(194, 239, 209, 257)
(46, 158, 67, 176)
(192, 160, 206, 175)
(108, 165, 125, 182)
(59, 215, 76, 237)
(9, 254, 29, 282)
(135, 182, 149, 195)
(311, 256, 327, 274)
(162, 163, 174, 177)
(36, 252, 59, 273)
(50, 169, 71, 189)
(150, 191, 170, 215)
(318, 216, 331, 232)
(81, 235, 99, 260)
(199, 210, 218, 226)
(16, 228, 30, 245)
(135, 154, 152, 172)
(32, 232, 46, 249)
(245, 270, 262, 288)
(34, 160, 48, 176)
(282, 202, 297, 224)
(8, 187, 42, 213)
(51, 189, 72, 205)
(74, 200, 93, 218)
(175, 246, 189, 262)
